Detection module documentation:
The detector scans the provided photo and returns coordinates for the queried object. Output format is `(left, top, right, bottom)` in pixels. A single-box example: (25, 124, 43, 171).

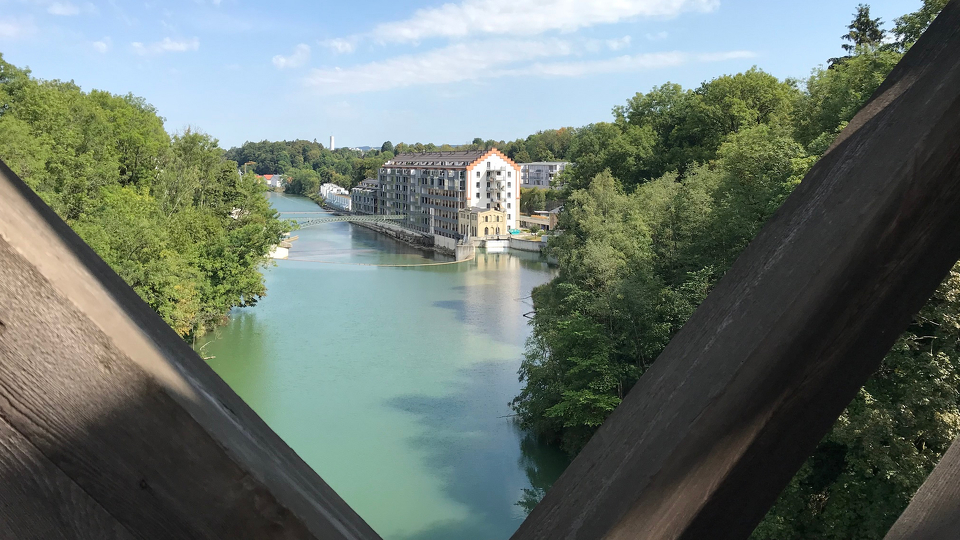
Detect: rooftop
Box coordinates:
(386, 150, 487, 168)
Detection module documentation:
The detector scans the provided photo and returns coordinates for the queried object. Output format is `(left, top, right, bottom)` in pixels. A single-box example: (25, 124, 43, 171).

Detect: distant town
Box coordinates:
(256, 147, 570, 256)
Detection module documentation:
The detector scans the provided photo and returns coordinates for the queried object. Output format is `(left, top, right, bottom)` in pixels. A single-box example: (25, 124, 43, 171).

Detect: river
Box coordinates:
(197, 193, 568, 540)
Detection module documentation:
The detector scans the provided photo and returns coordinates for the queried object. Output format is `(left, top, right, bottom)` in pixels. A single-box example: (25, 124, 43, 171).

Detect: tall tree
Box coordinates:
(842, 4, 886, 52)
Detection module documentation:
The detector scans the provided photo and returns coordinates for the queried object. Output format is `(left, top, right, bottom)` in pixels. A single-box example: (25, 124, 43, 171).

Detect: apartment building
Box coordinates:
(351, 178, 379, 215)
(520, 161, 570, 188)
(377, 149, 521, 238)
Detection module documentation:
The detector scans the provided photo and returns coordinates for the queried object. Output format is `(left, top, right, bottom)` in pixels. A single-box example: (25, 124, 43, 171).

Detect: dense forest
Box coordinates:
(0, 54, 288, 340)
(509, 1, 956, 538)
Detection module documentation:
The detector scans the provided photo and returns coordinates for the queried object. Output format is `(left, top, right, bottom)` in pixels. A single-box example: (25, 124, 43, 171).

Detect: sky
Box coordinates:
(0, 0, 922, 149)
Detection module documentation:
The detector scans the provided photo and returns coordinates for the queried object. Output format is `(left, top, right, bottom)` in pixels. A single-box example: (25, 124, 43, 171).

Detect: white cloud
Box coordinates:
(607, 35, 631, 50)
(305, 39, 574, 94)
(92, 36, 111, 53)
(646, 30, 669, 40)
(517, 50, 754, 77)
(132, 37, 200, 55)
(0, 16, 36, 40)
(367, 0, 718, 43)
(323, 38, 355, 54)
(48, 1, 80, 16)
(273, 43, 311, 69)
(305, 37, 750, 95)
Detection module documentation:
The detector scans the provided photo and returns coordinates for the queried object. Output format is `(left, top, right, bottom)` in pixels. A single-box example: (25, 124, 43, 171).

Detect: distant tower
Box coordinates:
(329, 135, 335, 151)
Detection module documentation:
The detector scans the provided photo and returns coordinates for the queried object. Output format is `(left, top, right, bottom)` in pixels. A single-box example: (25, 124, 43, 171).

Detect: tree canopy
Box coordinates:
(0, 54, 288, 340)
(509, 2, 956, 537)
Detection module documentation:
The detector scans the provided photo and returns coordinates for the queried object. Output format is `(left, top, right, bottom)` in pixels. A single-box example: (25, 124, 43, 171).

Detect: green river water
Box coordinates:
(198, 193, 568, 540)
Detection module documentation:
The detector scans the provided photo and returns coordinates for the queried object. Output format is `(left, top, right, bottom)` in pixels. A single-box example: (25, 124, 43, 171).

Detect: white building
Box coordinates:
(257, 174, 284, 188)
(329, 135, 335, 151)
(320, 183, 348, 199)
(326, 191, 352, 212)
(377, 149, 521, 238)
(520, 161, 570, 189)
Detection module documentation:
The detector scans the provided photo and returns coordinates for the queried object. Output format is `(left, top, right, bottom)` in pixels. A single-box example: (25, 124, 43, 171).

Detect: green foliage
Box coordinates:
(0, 53, 287, 339)
(512, 2, 958, 533)
(226, 139, 391, 193)
(842, 4, 886, 53)
(286, 167, 320, 195)
(892, 0, 949, 48)
(795, 49, 901, 146)
(520, 187, 547, 214)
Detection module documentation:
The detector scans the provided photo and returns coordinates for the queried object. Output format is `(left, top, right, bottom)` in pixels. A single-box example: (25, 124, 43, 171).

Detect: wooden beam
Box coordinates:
(512, 3, 960, 539)
(885, 434, 960, 538)
(0, 416, 137, 540)
(0, 161, 381, 538)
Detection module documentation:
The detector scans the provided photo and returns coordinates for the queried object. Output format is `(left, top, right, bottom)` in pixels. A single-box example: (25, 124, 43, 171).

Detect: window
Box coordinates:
(507, 203, 511, 208)
(485, 227, 489, 235)
(476, 182, 480, 188)
(486, 182, 490, 188)
(486, 203, 490, 209)
(476, 192, 480, 199)
(508, 192, 511, 198)
(508, 214, 511, 220)
(476, 171, 480, 177)
(485, 216, 489, 222)
(507, 182, 511, 188)
(507, 171, 512, 178)
(496, 227, 500, 234)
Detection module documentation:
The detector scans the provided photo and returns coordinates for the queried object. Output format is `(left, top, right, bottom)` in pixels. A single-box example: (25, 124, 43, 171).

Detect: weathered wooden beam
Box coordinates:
(512, 3, 960, 539)
(0, 161, 381, 538)
(884, 435, 960, 539)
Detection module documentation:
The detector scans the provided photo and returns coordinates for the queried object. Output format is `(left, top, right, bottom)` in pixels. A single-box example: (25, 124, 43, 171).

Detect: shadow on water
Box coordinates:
(385, 362, 568, 540)
(347, 225, 448, 262)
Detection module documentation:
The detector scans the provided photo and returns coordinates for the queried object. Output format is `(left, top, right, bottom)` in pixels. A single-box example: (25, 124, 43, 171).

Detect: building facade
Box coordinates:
(351, 178, 379, 214)
(458, 207, 507, 238)
(257, 174, 285, 188)
(320, 183, 348, 199)
(326, 192, 351, 211)
(377, 149, 521, 239)
(320, 183, 351, 211)
(520, 161, 570, 188)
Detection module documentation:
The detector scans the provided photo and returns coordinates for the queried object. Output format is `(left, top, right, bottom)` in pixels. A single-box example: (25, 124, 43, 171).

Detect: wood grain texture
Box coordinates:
(0, 163, 380, 535)
(512, 3, 960, 540)
(0, 415, 136, 540)
(884, 436, 960, 539)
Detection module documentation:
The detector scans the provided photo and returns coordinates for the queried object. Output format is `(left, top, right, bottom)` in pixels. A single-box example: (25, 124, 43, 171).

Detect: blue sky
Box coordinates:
(0, 0, 920, 149)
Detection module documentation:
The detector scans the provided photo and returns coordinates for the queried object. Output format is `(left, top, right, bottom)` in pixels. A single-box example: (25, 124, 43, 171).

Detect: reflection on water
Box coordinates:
(198, 193, 568, 539)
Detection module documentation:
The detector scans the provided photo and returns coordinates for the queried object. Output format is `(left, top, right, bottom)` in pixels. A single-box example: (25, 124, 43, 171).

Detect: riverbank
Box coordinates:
(310, 198, 475, 259)
(307, 198, 554, 263)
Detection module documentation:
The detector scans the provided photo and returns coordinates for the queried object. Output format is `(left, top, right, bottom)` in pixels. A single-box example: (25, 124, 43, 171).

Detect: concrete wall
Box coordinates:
(434, 235, 457, 251)
(509, 237, 546, 253)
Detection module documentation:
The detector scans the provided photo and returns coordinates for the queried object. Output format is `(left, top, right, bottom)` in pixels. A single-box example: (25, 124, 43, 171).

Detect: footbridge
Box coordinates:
(278, 212, 406, 228)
